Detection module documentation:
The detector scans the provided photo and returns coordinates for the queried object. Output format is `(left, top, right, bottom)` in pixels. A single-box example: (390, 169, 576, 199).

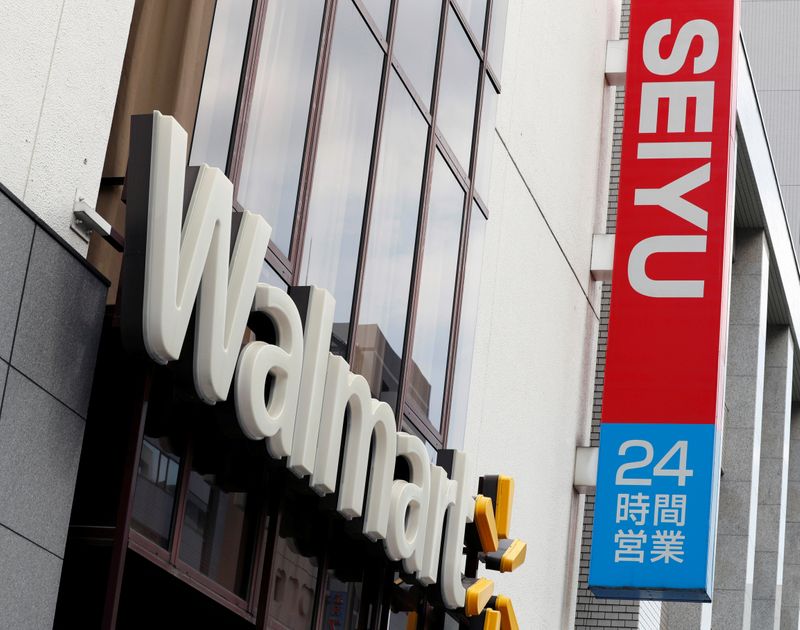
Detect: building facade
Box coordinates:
(2, 0, 800, 629)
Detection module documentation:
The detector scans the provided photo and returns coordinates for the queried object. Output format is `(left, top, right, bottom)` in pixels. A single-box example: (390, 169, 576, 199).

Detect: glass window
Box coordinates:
(301, 0, 383, 352)
(446, 205, 486, 449)
(455, 0, 487, 44)
(359, 0, 390, 37)
(237, 0, 325, 254)
(474, 75, 498, 202)
(320, 571, 363, 629)
(402, 418, 439, 462)
(178, 469, 259, 598)
(261, 263, 288, 291)
(266, 499, 321, 629)
(386, 569, 424, 628)
(388, 611, 418, 629)
(437, 9, 480, 172)
(190, 1, 253, 171)
(393, 0, 441, 109)
(487, 0, 509, 77)
(408, 154, 464, 429)
(353, 73, 428, 410)
(131, 436, 182, 549)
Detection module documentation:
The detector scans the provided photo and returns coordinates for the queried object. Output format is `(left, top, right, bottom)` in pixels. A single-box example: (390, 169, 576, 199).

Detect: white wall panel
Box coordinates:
(494, 0, 621, 294)
(464, 134, 601, 628)
(0, 0, 63, 197)
(0, 0, 134, 253)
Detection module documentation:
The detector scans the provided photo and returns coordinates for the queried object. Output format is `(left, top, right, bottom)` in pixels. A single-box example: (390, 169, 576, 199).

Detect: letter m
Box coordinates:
(122, 111, 271, 403)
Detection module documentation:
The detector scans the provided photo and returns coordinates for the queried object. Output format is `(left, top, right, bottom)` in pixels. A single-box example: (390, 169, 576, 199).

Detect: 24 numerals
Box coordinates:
(615, 440, 694, 487)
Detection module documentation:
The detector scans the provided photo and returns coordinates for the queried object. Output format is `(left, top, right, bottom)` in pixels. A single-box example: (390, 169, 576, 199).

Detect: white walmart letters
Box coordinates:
(141, 111, 476, 610)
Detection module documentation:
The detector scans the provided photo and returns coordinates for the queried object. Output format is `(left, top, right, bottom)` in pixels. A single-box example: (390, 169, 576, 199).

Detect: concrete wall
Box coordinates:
(741, 1, 800, 253)
(462, 0, 621, 626)
(0, 186, 106, 628)
(0, 0, 134, 253)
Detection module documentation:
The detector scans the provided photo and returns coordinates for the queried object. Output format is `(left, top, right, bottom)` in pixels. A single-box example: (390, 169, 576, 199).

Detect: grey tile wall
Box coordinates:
(0, 196, 34, 362)
(574, 2, 644, 628)
(11, 228, 107, 417)
(781, 406, 800, 628)
(0, 185, 107, 630)
(0, 369, 85, 555)
(0, 524, 62, 630)
(0, 358, 7, 404)
(741, 1, 800, 256)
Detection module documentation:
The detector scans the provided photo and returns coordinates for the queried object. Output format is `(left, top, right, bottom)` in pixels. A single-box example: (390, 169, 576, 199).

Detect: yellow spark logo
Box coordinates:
(463, 475, 525, 629)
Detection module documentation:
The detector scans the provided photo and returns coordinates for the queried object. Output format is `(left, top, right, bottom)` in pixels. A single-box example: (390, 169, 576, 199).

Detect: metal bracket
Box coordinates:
(71, 196, 124, 251)
(605, 39, 627, 87)
(590, 233, 615, 282)
(574, 446, 599, 493)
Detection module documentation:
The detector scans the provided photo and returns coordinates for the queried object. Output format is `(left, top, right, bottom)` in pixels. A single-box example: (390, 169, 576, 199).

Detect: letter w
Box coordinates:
(144, 111, 271, 403)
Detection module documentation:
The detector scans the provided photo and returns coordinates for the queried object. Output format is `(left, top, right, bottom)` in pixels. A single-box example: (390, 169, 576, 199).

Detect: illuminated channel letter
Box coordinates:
(385, 433, 431, 574)
(129, 112, 529, 617)
(144, 111, 270, 403)
(312, 355, 397, 541)
(234, 284, 304, 458)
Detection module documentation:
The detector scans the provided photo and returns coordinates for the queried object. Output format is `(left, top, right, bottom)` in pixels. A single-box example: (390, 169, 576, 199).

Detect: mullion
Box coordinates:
(395, 0, 451, 430)
(390, 56, 435, 125)
(227, 0, 270, 196)
(255, 482, 286, 629)
(482, 0, 503, 90)
(168, 436, 194, 568)
(289, 0, 341, 283)
(351, 0, 391, 51)
(246, 490, 272, 615)
(311, 544, 333, 630)
(265, 246, 293, 285)
(439, 0, 493, 445)
(434, 132, 470, 190)
(345, 0, 400, 363)
(402, 407, 445, 450)
(224, 1, 262, 177)
(448, 0, 486, 61)
(473, 190, 490, 220)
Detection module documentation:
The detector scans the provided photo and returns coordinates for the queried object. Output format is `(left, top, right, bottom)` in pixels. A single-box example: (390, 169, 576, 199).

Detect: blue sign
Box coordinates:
(589, 423, 719, 601)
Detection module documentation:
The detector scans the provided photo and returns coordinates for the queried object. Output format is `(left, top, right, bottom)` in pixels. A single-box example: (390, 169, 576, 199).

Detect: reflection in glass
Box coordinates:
(300, 0, 383, 353)
(402, 419, 439, 463)
(474, 76, 499, 202)
(437, 9, 480, 172)
(441, 612, 461, 629)
(320, 572, 362, 629)
(455, 0, 487, 44)
(261, 262, 289, 292)
(388, 611, 415, 629)
(178, 470, 258, 598)
(354, 74, 428, 410)
(190, 0, 253, 171)
(487, 0, 509, 77)
(132, 436, 181, 549)
(393, 0, 441, 108)
(409, 154, 464, 429)
(446, 205, 486, 449)
(237, 0, 325, 253)
(266, 514, 319, 629)
(359, 0, 390, 37)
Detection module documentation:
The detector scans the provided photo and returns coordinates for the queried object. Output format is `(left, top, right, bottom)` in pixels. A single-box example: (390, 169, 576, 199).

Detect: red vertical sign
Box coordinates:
(603, 0, 739, 427)
(590, 1, 739, 599)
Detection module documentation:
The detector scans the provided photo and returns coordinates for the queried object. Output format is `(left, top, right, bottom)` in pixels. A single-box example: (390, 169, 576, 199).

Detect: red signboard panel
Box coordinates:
(602, 0, 739, 426)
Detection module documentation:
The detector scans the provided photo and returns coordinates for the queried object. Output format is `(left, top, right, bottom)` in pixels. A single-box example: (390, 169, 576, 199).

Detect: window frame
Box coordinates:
(193, 0, 501, 450)
(128, 429, 272, 622)
(163, 0, 507, 625)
